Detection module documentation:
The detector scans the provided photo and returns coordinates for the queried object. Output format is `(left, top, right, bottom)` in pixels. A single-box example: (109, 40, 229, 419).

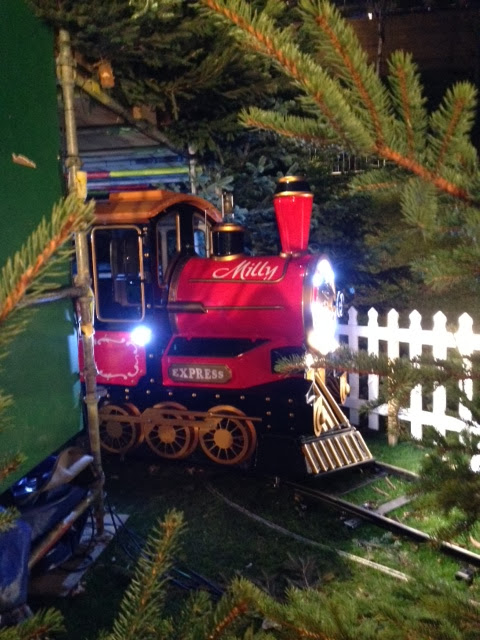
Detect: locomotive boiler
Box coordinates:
(81, 177, 373, 475)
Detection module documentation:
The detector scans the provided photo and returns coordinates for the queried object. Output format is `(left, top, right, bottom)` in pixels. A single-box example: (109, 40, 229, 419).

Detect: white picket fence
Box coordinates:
(336, 307, 480, 439)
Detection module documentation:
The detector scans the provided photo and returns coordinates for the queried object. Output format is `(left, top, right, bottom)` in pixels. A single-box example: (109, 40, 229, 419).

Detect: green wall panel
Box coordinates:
(0, 0, 82, 491)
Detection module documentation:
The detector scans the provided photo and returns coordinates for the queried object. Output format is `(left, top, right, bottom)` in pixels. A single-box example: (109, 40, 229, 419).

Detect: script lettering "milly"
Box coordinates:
(212, 259, 278, 281)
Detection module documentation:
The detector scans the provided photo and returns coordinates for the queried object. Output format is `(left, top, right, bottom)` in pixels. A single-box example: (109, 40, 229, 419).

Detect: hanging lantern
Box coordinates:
(97, 60, 115, 89)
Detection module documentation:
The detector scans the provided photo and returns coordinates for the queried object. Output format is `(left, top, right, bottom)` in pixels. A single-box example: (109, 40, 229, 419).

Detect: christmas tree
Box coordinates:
(196, 0, 480, 535)
(28, 0, 284, 155)
(199, 0, 480, 298)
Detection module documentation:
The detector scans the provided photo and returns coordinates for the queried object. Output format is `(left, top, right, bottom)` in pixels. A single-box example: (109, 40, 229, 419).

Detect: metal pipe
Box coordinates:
(57, 28, 105, 534)
(17, 286, 85, 308)
(57, 30, 81, 193)
(28, 483, 103, 570)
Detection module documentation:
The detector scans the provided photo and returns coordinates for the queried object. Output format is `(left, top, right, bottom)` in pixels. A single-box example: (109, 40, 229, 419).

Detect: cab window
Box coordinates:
(156, 211, 210, 284)
(92, 226, 144, 322)
(193, 214, 208, 257)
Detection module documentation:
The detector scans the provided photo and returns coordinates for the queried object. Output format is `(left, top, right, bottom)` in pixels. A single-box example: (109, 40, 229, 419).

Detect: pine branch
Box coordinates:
(199, 0, 370, 151)
(206, 600, 249, 640)
(301, 0, 390, 147)
(0, 194, 94, 329)
(240, 107, 337, 146)
(275, 345, 477, 389)
(106, 511, 185, 640)
(0, 608, 64, 640)
(227, 578, 333, 640)
(387, 50, 428, 160)
(201, 0, 476, 205)
(0, 454, 24, 487)
(375, 144, 471, 201)
(428, 82, 478, 175)
(0, 194, 94, 528)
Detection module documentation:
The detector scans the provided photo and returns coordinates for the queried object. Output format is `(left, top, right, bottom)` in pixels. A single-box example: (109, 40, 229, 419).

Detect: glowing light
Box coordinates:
(312, 258, 335, 290)
(130, 325, 152, 346)
(307, 257, 338, 355)
(307, 324, 339, 356)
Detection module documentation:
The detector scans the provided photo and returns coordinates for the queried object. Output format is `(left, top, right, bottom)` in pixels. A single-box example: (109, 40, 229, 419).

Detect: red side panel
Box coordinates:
(79, 330, 147, 386)
(169, 255, 312, 343)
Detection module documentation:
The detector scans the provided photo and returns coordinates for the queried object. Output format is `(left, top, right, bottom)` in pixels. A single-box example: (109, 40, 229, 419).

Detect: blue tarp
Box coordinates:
(0, 514, 31, 613)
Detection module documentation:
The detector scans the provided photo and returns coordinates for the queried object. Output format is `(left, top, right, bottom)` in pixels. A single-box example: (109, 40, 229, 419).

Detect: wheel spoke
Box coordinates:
(144, 403, 198, 459)
(199, 405, 257, 466)
(99, 404, 139, 454)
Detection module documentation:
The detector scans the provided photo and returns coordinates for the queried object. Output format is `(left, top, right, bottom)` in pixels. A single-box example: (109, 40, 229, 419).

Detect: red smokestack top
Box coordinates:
(273, 176, 313, 255)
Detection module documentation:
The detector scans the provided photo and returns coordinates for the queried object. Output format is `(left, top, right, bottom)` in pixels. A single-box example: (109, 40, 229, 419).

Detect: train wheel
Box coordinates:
(313, 395, 325, 436)
(199, 405, 257, 466)
(124, 403, 145, 446)
(326, 371, 350, 405)
(144, 402, 198, 459)
(99, 404, 140, 454)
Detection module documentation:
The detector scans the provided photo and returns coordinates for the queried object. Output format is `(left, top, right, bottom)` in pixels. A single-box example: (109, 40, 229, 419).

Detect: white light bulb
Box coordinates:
(130, 325, 152, 347)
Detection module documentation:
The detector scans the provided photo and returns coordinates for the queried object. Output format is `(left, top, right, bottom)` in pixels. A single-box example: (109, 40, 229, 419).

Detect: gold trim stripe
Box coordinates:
(274, 192, 313, 198)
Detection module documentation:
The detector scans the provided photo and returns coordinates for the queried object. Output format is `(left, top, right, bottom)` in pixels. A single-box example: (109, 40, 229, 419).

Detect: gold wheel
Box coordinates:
(99, 404, 140, 454)
(313, 395, 325, 436)
(326, 372, 350, 405)
(144, 402, 198, 459)
(199, 405, 257, 466)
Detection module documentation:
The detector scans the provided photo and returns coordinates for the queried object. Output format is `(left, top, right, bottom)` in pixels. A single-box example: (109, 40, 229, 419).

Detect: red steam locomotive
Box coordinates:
(80, 177, 373, 475)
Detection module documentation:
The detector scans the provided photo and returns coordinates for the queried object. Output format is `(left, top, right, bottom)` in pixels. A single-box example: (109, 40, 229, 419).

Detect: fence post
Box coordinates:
(432, 311, 448, 436)
(347, 306, 360, 425)
(387, 309, 400, 445)
(456, 313, 474, 423)
(408, 310, 423, 439)
(367, 308, 379, 430)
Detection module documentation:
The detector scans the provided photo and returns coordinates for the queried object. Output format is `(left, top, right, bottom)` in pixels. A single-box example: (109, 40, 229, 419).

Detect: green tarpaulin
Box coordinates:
(0, 0, 82, 491)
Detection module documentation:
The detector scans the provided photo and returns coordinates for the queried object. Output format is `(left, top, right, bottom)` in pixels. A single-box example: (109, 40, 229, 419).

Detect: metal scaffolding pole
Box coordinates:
(57, 28, 105, 535)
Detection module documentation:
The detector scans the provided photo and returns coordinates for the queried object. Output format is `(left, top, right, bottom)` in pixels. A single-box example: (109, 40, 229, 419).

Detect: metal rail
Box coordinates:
(285, 480, 480, 568)
(373, 461, 420, 481)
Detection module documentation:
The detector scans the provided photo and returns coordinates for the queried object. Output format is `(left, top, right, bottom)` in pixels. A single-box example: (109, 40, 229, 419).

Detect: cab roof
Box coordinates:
(94, 190, 222, 225)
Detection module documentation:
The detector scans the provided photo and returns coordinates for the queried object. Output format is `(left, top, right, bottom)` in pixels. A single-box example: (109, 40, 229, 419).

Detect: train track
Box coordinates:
(169, 565, 223, 599)
(284, 464, 480, 569)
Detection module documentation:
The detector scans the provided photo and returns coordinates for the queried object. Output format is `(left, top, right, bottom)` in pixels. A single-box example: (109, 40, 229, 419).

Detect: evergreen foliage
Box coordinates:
(200, 0, 480, 298)
(0, 194, 94, 347)
(28, 0, 283, 155)
(6, 503, 480, 639)
(198, 0, 480, 536)
(4, 3, 480, 636)
(414, 428, 480, 540)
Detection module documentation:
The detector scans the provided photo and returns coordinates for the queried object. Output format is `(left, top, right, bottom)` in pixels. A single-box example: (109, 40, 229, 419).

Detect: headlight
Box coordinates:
(304, 257, 338, 355)
(130, 325, 152, 347)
